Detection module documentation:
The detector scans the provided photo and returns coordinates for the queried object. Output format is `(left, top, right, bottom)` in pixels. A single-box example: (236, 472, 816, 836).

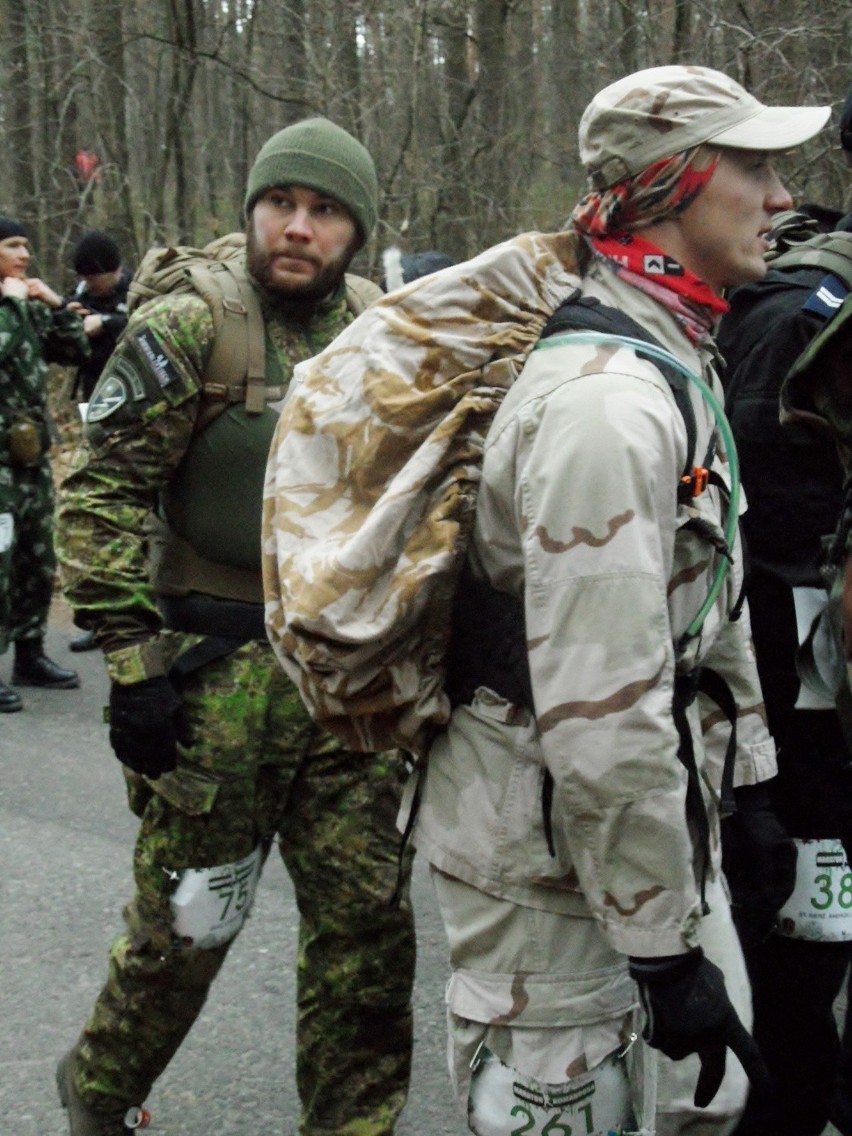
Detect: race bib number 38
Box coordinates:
(170, 845, 263, 948)
(468, 1045, 633, 1136)
(777, 838, 852, 942)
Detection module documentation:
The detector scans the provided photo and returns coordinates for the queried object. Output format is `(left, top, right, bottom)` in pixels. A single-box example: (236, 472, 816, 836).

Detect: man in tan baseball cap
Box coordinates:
(580, 65, 830, 191)
(571, 65, 830, 304)
(390, 62, 829, 1136)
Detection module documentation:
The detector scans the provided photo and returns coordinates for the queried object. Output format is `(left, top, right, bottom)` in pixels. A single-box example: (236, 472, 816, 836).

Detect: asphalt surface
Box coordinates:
(2, 600, 847, 1136)
(0, 599, 465, 1136)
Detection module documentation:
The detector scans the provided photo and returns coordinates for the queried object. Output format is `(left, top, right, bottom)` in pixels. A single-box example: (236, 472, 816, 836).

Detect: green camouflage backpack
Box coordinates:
(127, 232, 382, 428)
(765, 212, 852, 727)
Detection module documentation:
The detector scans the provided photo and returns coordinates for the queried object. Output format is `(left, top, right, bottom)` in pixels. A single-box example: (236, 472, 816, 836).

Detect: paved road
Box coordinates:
(2, 601, 848, 1136)
(0, 600, 465, 1136)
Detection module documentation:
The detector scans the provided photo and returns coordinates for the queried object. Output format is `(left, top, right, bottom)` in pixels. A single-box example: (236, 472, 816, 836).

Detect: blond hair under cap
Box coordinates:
(581, 65, 830, 190)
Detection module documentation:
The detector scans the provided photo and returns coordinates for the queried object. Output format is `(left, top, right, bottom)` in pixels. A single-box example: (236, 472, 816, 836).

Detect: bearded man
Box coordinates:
(54, 118, 415, 1136)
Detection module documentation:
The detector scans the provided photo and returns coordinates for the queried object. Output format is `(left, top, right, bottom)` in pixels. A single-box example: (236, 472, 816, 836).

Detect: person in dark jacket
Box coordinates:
(380, 247, 455, 291)
(718, 93, 852, 1136)
(67, 231, 131, 404)
(65, 231, 131, 652)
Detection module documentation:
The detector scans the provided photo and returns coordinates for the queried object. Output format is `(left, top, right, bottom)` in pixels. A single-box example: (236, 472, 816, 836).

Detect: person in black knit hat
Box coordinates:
(719, 88, 852, 1136)
(65, 231, 132, 652)
(841, 88, 852, 166)
(67, 231, 131, 404)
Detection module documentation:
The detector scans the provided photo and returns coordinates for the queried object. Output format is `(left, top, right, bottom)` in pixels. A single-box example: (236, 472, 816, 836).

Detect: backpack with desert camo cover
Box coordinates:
(261, 230, 739, 761)
(127, 232, 382, 430)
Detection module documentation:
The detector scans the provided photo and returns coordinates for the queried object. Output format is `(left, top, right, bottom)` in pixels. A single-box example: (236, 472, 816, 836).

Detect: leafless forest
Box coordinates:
(1, 0, 850, 289)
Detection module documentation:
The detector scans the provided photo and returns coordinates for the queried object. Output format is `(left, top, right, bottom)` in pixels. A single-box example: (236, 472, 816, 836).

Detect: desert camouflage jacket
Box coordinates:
(0, 294, 88, 461)
(57, 275, 354, 682)
(412, 255, 776, 957)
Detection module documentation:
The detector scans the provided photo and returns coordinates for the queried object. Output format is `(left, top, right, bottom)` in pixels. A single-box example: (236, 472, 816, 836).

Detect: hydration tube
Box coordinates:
(535, 330, 740, 647)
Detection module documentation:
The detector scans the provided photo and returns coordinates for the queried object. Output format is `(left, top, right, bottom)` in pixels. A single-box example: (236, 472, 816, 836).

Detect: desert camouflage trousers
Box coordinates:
(73, 636, 415, 1135)
(432, 869, 750, 1136)
(0, 458, 55, 655)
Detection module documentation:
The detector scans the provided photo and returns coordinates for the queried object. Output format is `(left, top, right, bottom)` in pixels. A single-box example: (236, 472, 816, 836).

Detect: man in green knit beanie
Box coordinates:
(243, 116, 380, 301)
(55, 118, 415, 1136)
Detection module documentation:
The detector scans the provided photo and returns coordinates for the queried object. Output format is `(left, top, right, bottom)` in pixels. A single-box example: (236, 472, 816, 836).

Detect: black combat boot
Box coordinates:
(12, 639, 80, 689)
(0, 679, 22, 712)
(69, 629, 97, 652)
(57, 1048, 148, 1135)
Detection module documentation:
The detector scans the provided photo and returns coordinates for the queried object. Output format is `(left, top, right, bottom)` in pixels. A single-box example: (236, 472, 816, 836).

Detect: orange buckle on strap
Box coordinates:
(682, 466, 709, 497)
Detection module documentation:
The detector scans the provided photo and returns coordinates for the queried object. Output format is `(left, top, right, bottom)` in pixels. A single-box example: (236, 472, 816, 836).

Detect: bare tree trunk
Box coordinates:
(0, 0, 38, 225)
(276, 0, 309, 121)
(164, 0, 202, 243)
(3, 0, 83, 279)
(671, 0, 692, 61)
(434, 2, 475, 259)
(86, 0, 138, 263)
(328, 0, 362, 135)
(548, 0, 582, 184)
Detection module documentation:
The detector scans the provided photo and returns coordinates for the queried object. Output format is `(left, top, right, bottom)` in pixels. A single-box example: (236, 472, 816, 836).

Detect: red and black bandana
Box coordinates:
(571, 146, 727, 343)
(572, 146, 720, 237)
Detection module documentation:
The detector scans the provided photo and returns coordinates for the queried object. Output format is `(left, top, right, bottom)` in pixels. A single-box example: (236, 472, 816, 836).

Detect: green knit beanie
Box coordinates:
(244, 117, 378, 243)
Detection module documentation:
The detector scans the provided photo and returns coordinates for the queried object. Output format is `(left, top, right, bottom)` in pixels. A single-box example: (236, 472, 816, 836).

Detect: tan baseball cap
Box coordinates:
(580, 65, 830, 190)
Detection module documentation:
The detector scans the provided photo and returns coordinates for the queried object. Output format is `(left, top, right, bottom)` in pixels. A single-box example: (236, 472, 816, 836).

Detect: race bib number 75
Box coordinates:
(170, 844, 263, 949)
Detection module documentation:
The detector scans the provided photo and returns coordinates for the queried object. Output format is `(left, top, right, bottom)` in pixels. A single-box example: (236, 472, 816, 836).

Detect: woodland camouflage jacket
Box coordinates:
(57, 277, 354, 683)
(0, 295, 88, 463)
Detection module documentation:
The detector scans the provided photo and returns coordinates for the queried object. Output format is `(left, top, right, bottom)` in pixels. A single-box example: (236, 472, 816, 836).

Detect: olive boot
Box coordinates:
(56, 1049, 149, 1135)
(12, 639, 80, 688)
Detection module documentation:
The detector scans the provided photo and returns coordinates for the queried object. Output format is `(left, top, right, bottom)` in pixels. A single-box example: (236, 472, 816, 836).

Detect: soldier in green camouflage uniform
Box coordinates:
(0, 215, 89, 712)
(54, 120, 415, 1136)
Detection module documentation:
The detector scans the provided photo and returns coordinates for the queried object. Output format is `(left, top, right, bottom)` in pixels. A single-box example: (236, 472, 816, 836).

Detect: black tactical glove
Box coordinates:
(108, 676, 185, 779)
(629, 948, 770, 1109)
(721, 783, 797, 949)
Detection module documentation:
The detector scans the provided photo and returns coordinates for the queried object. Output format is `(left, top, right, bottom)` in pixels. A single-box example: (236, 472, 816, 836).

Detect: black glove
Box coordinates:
(629, 948, 770, 1109)
(721, 783, 797, 948)
(108, 676, 185, 779)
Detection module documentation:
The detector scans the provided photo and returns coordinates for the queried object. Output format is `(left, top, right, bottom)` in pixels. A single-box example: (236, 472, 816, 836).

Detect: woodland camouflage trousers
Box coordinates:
(0, 459, 55, 654)
(72, 636, 415, 1135)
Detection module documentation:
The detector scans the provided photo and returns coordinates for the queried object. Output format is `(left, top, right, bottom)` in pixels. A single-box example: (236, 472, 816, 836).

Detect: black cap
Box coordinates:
(380, 248, 455, 291)
(841, 89, 852, 155)
(0, 216, 26, 242)
(73, 230, 121, 275)
(400, 251, 455, 283)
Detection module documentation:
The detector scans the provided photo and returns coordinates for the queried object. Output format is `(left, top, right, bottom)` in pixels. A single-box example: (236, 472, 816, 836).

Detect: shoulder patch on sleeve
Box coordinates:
(803, 274, 850, 320)
(134, 328, 182, 389)
(86, 374, 129, 422)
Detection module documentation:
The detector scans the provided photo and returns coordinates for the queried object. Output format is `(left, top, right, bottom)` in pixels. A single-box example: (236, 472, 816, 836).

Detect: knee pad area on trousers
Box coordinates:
(170, 845, 263, 949)
(467, 1043, 634, 1135)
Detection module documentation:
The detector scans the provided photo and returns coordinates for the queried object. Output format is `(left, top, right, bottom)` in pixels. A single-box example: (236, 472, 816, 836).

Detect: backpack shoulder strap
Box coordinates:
(345, 273, 383, 315)
(189, 258, 266, 413)
(192, 264, 377, 433)
(770, 230, 852, 288)
(183, 257, 268, 430)
(540, 295, 699, 489)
